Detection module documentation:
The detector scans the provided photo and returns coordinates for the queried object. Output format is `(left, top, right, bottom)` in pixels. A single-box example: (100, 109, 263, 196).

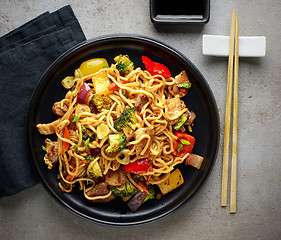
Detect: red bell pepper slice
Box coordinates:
(122, 159, 148, 173)
(120, 79, 129, 84)
(172, 131, 195, 157)
(108, 82, 119, 91)
(62, 127, 70, 154)
(107, 80, 128, 91)
(142, 56, 171, 78)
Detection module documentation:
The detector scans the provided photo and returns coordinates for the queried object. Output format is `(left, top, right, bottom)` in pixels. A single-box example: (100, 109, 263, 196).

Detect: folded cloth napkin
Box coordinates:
(0, 5, 86, 198)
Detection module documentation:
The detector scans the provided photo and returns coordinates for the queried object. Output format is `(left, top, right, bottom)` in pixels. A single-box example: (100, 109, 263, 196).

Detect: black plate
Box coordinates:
(27, 35, 219, 226)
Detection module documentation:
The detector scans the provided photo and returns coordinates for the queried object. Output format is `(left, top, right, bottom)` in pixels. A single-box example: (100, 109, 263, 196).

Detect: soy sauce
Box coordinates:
(154, 0, 205, 19)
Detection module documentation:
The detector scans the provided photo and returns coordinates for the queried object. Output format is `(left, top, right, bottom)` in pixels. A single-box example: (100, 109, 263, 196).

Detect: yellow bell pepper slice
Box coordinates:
(157, 169, 184, 195)
(78, 58, 109, 77)
(92, 71, 112, 96)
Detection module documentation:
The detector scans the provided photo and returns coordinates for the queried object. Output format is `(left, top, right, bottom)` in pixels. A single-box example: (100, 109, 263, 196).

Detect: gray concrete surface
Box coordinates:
(0, 0, 280, 239)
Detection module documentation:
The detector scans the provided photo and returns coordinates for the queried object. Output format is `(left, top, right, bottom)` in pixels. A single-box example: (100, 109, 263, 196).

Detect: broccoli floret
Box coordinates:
(173, 115, 187, 131)
(113, 54, 134, 75)
(88, 161, 103, 178)
(111, 181, 138, 197)
(85, 155, 103, 178)
(144, 185, 156, 202)
(114, 107, 138, 131)
(91, 94, 113, 112)
(81, 125, 95, 140)
(105, 133, 127, 154)
(132, 173, 146, 183)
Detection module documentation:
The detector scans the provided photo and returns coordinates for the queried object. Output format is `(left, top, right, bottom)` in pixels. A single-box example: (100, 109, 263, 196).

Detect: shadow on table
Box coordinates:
(152, 23, 206, 34)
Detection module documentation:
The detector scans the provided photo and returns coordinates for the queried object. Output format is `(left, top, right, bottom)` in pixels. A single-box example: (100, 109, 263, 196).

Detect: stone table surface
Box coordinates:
(0, 0, 280, 239)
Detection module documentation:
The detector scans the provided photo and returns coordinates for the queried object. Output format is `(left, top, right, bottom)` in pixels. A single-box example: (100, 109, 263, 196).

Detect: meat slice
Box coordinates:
(36, 118, 61, 135)
(86, 182, 116, 203)
(127, 191, 148, 212)
(134, 127, 154, 158)
(43, 138, 59, 169)
(168, 71, 191, 98)
(52, 101, 68, 117)
(105, 168, 128, 187)
(135, 94, 149, 113)
(165, 97, 186, 125)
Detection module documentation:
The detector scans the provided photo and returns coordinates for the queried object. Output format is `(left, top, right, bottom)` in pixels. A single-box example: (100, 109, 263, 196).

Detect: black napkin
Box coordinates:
(0, 11, 50, 47)
(0, 5, 86, 198)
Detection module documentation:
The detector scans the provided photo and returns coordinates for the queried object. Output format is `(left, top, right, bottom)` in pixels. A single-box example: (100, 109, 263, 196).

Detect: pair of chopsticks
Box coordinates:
(221, 10, 239, 213)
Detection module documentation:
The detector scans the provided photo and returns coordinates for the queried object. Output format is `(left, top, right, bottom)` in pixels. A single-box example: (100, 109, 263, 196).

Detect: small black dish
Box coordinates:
(150, 0, 210, 24)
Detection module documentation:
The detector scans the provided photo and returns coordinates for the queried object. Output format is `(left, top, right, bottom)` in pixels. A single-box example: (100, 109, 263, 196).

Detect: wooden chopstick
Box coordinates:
(230, 17, 239, 213)
(221, 10, 236, 207)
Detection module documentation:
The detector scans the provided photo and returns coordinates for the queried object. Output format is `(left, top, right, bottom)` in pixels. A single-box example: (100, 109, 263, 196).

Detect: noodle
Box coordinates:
(37, 57, 197, 206)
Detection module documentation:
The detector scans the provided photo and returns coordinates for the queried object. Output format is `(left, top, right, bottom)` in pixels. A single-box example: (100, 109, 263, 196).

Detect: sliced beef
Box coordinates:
(127, 191, 148, 212)
(86, 182, 116, 203)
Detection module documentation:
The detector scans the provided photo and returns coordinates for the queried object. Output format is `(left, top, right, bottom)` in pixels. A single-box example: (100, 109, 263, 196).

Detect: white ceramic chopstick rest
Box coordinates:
(202, 35, 266, 57)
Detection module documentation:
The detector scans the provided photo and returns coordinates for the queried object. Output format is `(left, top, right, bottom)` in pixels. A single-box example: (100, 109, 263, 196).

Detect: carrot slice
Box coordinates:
(138, 181, 150, 196)
(62, 127, 70, 154)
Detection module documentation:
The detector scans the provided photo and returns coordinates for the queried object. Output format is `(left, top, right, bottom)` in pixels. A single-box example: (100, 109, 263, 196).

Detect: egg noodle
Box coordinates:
(38, 66, 192, 201)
